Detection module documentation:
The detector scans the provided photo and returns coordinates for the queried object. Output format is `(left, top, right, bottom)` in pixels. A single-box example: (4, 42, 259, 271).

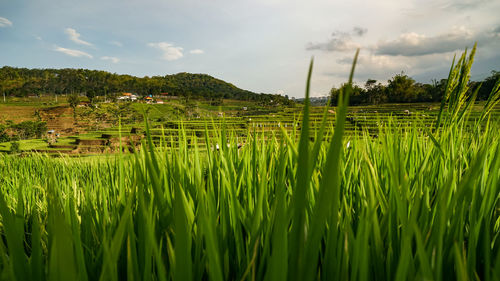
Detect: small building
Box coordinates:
(118, 93, 138, 101)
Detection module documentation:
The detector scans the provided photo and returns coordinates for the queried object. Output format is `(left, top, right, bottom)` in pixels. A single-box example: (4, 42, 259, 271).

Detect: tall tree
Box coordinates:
(68, 93, 80, 120)
(364, 79, 386, 104)
(387, 73, 417, 102)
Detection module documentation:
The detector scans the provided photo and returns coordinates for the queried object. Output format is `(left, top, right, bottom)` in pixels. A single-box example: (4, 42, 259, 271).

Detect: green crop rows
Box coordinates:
(0, 47, 499, 281)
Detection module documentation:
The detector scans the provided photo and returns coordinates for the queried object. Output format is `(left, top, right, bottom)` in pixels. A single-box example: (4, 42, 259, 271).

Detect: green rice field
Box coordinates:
(0, 49, 499, 281)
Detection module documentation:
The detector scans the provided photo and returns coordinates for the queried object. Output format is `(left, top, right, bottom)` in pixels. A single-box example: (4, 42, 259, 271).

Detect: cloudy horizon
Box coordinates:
(0, 0, 499, 98)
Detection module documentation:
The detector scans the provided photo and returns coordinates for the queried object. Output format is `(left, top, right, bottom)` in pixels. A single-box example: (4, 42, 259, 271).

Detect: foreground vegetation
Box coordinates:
(0, 48, 499, 281)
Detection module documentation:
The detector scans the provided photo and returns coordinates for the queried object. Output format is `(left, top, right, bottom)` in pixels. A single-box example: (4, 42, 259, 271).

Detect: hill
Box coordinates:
(0, 66, 292, 105)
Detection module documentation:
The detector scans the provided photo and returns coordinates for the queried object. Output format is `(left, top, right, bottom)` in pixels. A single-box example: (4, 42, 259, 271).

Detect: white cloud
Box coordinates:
(373, 26, 500, 57)
(0, 17, 12, 27)
(306, 27, 367, 52)
(148, 42, 183, 61)
(110, 41, 123, 47)
(443, 0, 493, 10)
(189, 49, 205, 54)
(374, 27, 474, 56)
(101, 56, 120, 63)
(64, 28, 93, 46)
(54, 46, 93, 58)
(323, 52, 456, 88)
(352, 26, 368, 37)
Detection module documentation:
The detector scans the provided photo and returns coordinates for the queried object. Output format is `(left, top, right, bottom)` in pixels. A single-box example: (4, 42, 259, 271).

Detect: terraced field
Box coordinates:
(71, 102, 500, 153)
(1, 95, 499, 281)
(2, 102, 499, 155)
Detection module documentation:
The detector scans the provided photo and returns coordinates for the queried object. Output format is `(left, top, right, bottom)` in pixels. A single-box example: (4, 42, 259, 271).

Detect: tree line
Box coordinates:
(329, 71, 500, 105)
(0, 66, 293, 106)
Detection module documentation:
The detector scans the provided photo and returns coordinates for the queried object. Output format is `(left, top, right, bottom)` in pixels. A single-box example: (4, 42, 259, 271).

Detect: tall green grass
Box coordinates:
(0, 48, 499, 281)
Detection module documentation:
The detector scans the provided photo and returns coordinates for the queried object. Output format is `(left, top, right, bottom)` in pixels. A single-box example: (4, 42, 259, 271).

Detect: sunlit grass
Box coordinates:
(0, 47, 499, 281)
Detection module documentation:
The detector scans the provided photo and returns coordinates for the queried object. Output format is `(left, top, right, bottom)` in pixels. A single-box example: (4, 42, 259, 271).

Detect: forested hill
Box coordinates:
(0, 66, 292, 104)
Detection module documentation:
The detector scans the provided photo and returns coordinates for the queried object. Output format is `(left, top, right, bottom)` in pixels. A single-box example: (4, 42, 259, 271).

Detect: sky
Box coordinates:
(0, 0, 499, 98)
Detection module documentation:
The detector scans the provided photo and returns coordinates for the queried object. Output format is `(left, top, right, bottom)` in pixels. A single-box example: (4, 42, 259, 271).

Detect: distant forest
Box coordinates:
(0, 66, 293, 106)
(329, 71, 500, 105)
(2, 66, 498, 106)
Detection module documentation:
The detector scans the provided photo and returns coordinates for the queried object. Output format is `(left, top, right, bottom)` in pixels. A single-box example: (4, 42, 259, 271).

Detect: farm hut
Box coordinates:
(144, 96, 154, 104)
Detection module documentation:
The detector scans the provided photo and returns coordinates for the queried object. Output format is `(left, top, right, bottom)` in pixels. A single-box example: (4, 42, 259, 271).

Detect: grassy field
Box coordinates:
(1, 100, 498, 154)
(0, 49, 499, 281)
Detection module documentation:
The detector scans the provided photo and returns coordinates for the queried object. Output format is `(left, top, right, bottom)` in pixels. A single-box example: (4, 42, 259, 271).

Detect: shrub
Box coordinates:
(8, 141, 20, 154)
(0, 125, 10, 142)
(10, 121, 47, 139)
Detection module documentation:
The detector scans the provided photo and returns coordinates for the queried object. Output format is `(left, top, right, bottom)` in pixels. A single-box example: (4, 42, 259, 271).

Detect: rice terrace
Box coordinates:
(1, 1, 500, 281)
